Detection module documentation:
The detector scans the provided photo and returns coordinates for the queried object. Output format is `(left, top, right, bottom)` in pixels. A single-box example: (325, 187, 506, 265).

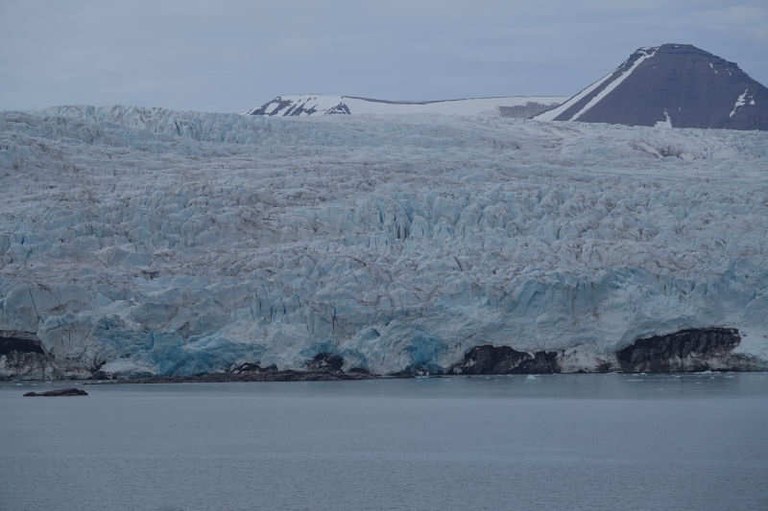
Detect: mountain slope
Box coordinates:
(535, 44, 768, 130)
(248, 95, 565, 117)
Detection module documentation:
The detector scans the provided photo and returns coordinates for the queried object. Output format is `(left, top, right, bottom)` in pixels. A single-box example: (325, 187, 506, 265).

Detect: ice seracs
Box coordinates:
(0, 106, 767, 378)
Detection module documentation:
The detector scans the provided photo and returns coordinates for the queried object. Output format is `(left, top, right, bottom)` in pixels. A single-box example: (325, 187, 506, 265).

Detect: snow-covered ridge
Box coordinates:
(532, 73, 612, 123)
(570, 47, 658, 121)
(1, 106, 767, 377)
(248, 94, 566, 117)
(535, 46, 661, 122)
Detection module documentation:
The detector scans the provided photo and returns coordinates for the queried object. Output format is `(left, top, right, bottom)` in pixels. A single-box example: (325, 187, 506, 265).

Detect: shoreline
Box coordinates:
(4, 368, 766, 387)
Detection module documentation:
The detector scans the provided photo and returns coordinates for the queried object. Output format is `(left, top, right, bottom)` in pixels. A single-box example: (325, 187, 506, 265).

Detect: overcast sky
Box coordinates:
(1, 0, 766, 113)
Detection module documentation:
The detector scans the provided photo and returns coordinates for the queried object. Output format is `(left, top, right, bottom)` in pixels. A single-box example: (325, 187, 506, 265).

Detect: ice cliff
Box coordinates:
(1, 106, 767, 377)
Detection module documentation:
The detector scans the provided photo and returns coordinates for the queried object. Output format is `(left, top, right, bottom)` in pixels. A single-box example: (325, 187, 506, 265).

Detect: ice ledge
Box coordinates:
(3, 327, 765, 381)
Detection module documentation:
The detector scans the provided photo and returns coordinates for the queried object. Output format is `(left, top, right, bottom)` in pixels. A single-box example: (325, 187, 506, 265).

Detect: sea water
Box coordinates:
(2, 373, 767, 511)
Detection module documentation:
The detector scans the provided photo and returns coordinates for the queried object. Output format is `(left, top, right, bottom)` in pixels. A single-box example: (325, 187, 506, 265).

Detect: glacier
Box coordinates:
(1, 105, 767, 377)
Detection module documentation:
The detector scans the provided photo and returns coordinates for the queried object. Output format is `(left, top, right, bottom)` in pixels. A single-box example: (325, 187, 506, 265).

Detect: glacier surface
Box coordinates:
(1, 106, 767, 376)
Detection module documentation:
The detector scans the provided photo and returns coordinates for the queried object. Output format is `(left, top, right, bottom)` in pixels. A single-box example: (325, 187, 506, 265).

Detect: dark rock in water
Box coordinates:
(23, 387, 88, 397)
(616, 327, 742, 372)
(306, 352, 344, 372)
(452, 345, 560, 374)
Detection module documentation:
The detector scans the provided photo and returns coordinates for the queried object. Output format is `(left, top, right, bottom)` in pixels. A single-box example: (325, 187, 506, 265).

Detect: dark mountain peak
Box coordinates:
(536, 44, 768, 130)
(653, 44, 740, 69)
(656, 43, 707, 53)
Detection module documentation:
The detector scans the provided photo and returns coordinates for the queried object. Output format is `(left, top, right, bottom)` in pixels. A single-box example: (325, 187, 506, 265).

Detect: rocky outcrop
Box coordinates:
(229, 361, 278, 375)
(247, 94, 564, 117)
(448, 329, 759, 376)
(248, 97, 300, 116)
(130, 368, 373, 383)
(0, 333, 45, 356)
(451, 345, 561, 375)
(248, 96, 355, 116)
(499, 102, 557, 118)
(305, 352, 345, 373)
(0, 331, 55, 380)
(23, 387, 88, 397)
(154, 353, 374, 382)
(615, 327, 751, 372)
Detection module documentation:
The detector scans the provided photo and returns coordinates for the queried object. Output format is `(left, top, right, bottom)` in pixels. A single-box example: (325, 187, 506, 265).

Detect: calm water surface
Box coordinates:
(2, 373, 767, 511)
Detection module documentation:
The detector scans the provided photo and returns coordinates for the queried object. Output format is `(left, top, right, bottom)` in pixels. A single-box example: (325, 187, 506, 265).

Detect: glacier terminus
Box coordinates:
(1, 106, 767, 379)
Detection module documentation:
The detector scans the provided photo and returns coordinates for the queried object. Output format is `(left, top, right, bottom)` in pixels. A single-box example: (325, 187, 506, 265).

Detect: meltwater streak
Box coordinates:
(2, 373, 767, 511)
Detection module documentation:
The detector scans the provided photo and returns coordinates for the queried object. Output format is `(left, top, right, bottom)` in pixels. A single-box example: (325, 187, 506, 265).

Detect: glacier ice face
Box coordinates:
(0, 105, 767, 376)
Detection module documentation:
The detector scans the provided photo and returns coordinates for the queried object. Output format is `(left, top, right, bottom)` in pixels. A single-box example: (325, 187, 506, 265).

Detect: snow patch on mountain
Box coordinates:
(533, 74, 612, 122)
(654, 110, 673, 128)
(570, 47, 658, 121)
(248, 95, 566, 117)
(1, 106, 767, 377)
(729, 89, 755, 118)
(535, 46, 662, 123)
(249, 95, 351, 116)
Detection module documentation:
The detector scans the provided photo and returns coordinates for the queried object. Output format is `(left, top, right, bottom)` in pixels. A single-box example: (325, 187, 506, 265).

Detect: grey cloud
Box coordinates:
(0, 0, 766, 112)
